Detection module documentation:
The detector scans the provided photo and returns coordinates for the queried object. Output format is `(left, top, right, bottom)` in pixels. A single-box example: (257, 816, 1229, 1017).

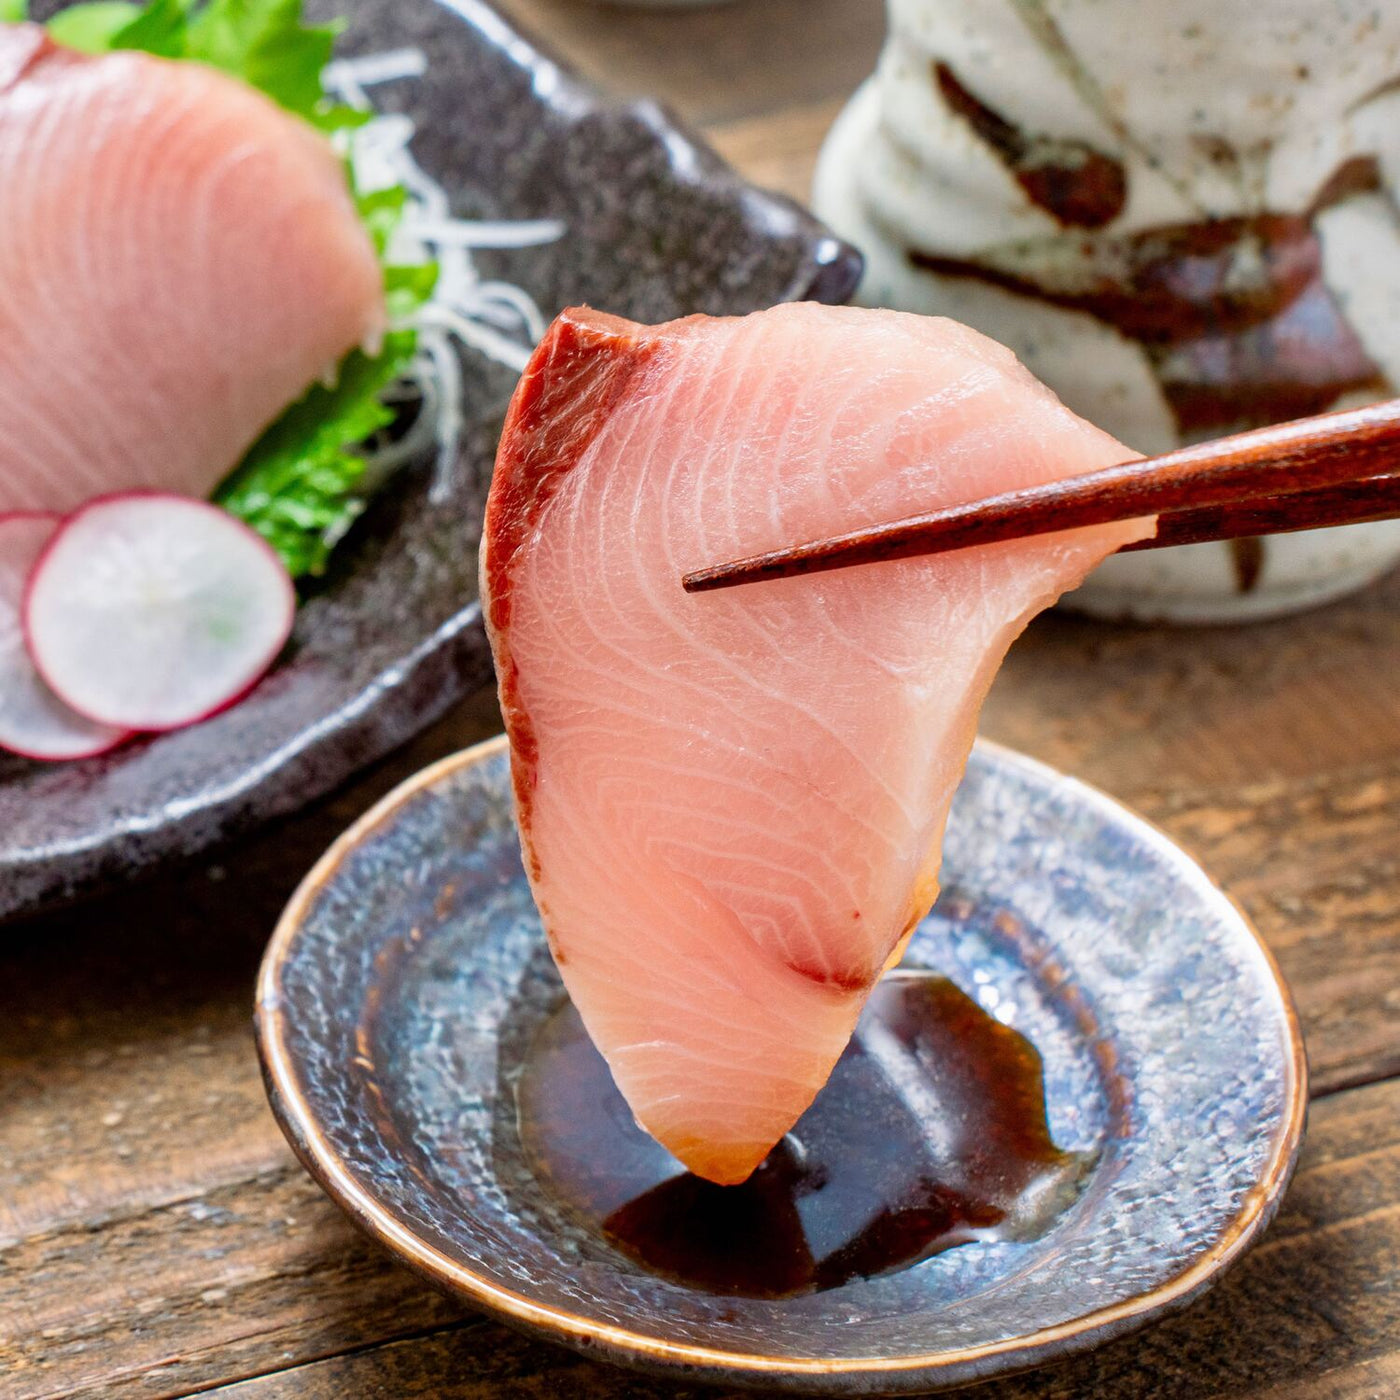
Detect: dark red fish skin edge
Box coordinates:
(481, 309, 916, 1001)
(481, 308, 662, 879)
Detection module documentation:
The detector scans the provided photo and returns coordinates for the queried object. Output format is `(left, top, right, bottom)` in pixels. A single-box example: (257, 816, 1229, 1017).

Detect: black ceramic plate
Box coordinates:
(0, 0, 859, 923)
(257, 737, 1306, 1394)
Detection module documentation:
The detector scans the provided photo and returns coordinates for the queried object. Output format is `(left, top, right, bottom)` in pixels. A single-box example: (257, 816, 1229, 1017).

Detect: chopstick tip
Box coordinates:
(681, 567, 726, 593)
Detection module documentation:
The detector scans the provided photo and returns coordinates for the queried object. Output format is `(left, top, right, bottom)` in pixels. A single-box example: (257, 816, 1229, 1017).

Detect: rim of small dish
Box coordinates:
(255, 733, 1308, 1393)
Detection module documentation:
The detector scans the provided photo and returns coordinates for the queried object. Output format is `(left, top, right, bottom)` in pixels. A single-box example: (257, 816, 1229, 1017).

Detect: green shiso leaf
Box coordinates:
(46, 0, 344, 125)
(45, 2, 140, 50)
(213, 332, 417, 578)
(185, 0, 339, 126)
(108, 0, 191, 56)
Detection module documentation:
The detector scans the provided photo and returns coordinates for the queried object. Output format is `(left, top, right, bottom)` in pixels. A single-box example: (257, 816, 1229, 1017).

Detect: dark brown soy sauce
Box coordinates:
(516, 971, 1091, 1299)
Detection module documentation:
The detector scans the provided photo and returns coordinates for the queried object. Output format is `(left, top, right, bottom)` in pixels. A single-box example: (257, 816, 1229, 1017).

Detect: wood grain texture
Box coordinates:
(5, 5, 1400, 1400)
(68, 1077, 1400, 1400)
(495, 0, 883, 129)
(705, 99, 843, 204)
(0, 695, 502, 1400)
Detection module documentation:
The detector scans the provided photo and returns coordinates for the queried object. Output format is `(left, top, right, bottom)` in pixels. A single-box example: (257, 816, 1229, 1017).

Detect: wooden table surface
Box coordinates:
(6, 3, 1400, 1397)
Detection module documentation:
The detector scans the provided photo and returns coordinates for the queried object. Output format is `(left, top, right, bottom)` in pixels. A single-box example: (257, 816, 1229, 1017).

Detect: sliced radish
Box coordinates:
(0, 513, 128, 760)
(25, 494, 295, 733)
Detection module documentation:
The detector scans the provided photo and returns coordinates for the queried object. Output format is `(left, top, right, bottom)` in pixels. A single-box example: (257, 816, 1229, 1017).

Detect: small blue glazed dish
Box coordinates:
(256, 736, 1306, 1395)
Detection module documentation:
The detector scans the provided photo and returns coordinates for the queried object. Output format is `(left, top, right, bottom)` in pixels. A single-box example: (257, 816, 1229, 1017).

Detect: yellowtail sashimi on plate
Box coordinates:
(0, 23, 384, 514)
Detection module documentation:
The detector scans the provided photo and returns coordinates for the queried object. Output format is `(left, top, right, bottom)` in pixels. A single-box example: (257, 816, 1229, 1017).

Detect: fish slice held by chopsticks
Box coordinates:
(481, 303, 1152, 1186)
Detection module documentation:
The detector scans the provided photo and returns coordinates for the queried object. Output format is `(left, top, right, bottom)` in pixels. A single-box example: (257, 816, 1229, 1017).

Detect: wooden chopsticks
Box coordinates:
(682, 399, 1400, 594)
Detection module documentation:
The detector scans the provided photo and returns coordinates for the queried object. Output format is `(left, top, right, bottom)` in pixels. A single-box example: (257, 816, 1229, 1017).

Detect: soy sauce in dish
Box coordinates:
(517, 970, 1090, 1299)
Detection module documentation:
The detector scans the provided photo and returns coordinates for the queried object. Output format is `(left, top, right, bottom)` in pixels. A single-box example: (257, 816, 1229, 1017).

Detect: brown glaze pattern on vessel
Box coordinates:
(815, 0, 1400, 617)
(909, 209, 1389, 440)
(933, 62, 1126, 230)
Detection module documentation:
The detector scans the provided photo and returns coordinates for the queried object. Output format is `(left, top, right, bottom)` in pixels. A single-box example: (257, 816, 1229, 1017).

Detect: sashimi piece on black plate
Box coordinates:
(0, 22, 384, 516)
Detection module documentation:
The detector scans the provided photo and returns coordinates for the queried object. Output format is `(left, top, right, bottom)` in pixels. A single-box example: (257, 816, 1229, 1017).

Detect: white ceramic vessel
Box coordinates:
(815, 0, 1400, 622)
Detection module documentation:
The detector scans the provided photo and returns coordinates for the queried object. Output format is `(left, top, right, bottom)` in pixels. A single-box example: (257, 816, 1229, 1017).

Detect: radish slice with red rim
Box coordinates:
(24, 494, 295, 733)
(0, 513, 129, 760)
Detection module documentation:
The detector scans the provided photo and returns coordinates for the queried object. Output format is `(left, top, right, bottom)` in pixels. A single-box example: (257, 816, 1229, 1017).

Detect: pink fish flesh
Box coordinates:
(482, 304, 1153, 1186)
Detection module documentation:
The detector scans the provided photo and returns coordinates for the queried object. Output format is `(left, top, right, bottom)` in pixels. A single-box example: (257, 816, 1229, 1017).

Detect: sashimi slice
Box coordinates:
(25, 494, 295, 732)
(482, 304, 1156, 1187)
(0, 24, 384, 513)
(0, 512, 127, 760)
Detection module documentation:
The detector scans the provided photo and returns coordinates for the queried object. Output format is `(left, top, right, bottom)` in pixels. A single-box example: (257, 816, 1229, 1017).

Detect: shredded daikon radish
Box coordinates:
(407, 217, 567, 249)
(322, 49, 426, 90)
(321, 49, 563, 493)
